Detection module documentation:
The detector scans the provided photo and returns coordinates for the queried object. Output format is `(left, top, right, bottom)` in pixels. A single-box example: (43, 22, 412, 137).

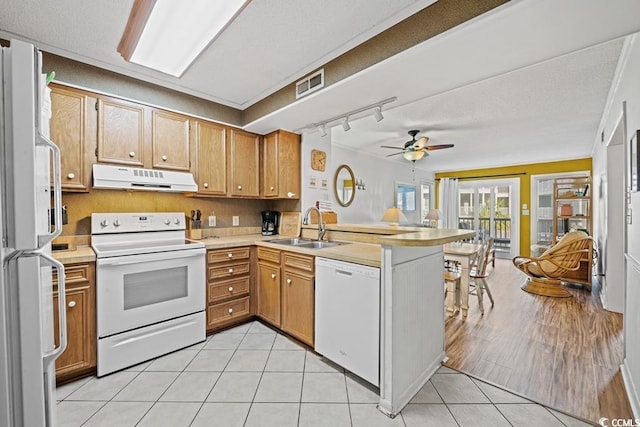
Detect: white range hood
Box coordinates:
(93, 164, 197, 193)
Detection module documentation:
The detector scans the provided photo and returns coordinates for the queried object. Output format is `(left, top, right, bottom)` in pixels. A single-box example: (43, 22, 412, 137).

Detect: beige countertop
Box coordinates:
(52, 224, 471, 267)
(52, 246, 96, 264)
(201, 233, 382, 267)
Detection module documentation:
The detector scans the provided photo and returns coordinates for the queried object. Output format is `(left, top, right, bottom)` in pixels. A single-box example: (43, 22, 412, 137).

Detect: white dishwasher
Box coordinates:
(315, 257, 380, 386)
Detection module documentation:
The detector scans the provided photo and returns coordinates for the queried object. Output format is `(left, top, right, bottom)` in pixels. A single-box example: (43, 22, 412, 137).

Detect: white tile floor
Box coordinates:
(57, 321, 593, 426)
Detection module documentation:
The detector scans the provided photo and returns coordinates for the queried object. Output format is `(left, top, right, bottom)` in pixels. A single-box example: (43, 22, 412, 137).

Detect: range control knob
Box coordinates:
(100, 219, 110, 227)
(164, 219, 171, 225)
(113, 219, 121, 227)
(173, 218, 181, 225)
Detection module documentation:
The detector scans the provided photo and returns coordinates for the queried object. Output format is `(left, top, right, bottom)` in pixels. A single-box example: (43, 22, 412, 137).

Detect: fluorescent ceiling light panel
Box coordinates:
(122, 0, 249, 77)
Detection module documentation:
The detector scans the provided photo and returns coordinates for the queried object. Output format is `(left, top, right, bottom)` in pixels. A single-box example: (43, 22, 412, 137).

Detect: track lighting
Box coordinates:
(298, 97, 397, 136)
(341, 117, 351, 132)
(373, 106, 384, 122)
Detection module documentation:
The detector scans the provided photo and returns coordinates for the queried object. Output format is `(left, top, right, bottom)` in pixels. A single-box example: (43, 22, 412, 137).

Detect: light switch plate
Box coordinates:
(232, 216, 239, 226)
(208, 216, 216, 227)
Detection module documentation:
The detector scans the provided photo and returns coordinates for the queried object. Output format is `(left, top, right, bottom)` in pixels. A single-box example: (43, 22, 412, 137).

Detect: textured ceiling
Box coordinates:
(2, 0, 640, 172)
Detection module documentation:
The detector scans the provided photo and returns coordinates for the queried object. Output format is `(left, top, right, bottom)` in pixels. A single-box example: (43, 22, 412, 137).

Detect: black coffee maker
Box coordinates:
(261, 211, 280, 236)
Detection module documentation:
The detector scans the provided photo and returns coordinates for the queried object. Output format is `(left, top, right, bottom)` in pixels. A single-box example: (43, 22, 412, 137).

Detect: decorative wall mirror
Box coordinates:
(395, 182, 417, 211)
(334, 164, 355, 207)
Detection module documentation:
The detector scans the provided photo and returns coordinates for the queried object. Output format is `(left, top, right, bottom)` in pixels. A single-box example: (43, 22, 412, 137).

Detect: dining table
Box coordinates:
(444, 242, 482, 318)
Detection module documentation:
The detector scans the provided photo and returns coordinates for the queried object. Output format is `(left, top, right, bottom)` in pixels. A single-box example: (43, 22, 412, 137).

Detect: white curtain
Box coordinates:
(438, 178, 459, 229)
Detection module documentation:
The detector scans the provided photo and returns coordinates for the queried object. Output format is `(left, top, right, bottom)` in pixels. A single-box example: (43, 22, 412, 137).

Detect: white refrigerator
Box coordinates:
(0, 39, 67, 426)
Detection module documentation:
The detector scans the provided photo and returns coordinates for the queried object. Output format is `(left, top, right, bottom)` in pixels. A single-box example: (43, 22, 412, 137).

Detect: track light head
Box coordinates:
(317, 124, 327, 137)
(373, 106, 384, 122)
(342, 117, 351, 132)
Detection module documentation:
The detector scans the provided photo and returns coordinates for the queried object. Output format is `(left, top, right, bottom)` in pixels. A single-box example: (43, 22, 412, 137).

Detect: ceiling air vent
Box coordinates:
(296, 69, 324, 99)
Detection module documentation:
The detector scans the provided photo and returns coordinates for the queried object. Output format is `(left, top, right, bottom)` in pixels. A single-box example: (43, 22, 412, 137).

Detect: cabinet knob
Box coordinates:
(286, 279, 292, 285)
(227, 253, 233, 258)
(66, 172, 75, 180)
(228, 286, 234, 292)
(162, 155, 168, 161)
(270, 186, 275, 191)
(271, 273, 276, 279)
(67, 301, 76, 308)
(237, 185, 242, 190)
(228, 308, 233, 314)
(287, 192, 295, 198)
(203, 182, 209, 188)
(228, 268, 233, 274)
(129, 151, 135, 158)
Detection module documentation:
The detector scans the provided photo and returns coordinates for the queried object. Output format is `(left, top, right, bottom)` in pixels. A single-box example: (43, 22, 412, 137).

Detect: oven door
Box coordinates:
(96, 247, 205, 337)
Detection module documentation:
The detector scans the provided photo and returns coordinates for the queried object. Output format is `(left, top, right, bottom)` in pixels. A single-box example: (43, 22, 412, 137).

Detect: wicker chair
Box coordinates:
(512, 230, 592, 297)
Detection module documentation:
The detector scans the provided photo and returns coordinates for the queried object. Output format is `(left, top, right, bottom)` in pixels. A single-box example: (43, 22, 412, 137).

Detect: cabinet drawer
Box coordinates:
(208, 261, 250, 280)
(208, 247, 250, 264)
(207, 296, 250, 326)
(283, 252, 314, 273)
(258, 247, 280, 263)
(208, 277, 249, 304)
(53, 263, 90, 286)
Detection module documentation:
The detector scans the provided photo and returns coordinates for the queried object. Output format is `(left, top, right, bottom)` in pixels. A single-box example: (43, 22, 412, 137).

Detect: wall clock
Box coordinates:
(311, 149, 326, 171)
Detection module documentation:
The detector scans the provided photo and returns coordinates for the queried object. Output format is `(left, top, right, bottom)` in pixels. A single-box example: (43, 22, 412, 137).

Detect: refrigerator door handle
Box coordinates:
(35, 134, 63, 247)
(35, 250, 67, 365)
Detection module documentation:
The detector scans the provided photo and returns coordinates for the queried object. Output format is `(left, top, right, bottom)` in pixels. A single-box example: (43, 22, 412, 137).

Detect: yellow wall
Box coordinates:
(435, 158, 592, 255)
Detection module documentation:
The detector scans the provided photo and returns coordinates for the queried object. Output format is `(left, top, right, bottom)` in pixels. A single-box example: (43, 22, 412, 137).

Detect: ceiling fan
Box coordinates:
(381, 130, 454, 161)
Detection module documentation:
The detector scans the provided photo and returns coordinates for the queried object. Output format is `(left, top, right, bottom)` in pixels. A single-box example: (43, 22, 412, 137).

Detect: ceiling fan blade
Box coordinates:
(385, 152, 405, 157)
(414, 136, 429, 148)
(380, 145, 405, 150)
(424, 144, 455, 150)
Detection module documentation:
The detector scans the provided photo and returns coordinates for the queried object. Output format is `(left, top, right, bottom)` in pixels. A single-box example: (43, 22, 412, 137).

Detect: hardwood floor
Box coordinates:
(444, 258, 632, 424)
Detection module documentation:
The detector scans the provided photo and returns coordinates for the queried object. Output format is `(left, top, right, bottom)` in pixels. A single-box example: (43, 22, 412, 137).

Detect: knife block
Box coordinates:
(188, 219, 202, 240)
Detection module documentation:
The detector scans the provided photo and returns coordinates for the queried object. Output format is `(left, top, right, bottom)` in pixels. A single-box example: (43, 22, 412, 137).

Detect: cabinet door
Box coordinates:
(49, 85, 95, 192)
(97, 97, 145, 166)
(229, 129, 260, 197)
(282, 272, 314, 346)
(152, 109, 190, 171)
(52, 263, 96, 379)
(263, 130, 301, 199)
(263, 132, 279, 197)
(195, 121, 227, 195)
(257, 262, 281, 327)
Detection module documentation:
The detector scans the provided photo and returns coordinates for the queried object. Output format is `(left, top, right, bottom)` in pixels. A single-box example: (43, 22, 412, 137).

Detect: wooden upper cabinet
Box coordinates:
(263, 130, 301, 199)
(152, 109, 190, 171)
(194, 120, 227, 195)
(97, 97, 145, 166)
(49, 84, 96, 192)
(229, 129, 260, 197)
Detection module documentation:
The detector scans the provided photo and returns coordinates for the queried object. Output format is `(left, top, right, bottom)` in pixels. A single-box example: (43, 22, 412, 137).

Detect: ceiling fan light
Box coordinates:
(403, 150, 425, 161)
(317, 124, 327, 137)
(373, 106, 384, 122)
(342, 117, 351, 132)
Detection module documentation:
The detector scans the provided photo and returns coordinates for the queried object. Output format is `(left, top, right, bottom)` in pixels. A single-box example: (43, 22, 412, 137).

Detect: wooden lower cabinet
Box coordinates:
(53, 263, 96, 382)
(206, 247, 252, 331)
(257, 247, 315, 346)
(281, 252, 315, 346)
(257, 250, 281, 327)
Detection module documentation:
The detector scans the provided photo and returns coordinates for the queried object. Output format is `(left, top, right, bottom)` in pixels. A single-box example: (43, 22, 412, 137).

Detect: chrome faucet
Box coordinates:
(303, 207, 326, 241)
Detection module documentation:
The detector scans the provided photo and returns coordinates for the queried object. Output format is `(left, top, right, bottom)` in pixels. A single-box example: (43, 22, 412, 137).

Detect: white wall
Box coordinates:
(593, 34, 640, 417)
(301, 132, 435, 224)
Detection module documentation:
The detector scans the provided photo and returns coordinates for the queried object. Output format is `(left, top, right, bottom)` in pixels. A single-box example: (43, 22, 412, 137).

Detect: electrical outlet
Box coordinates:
(208, 215, 216, 227)
(232, 216, 239, 226)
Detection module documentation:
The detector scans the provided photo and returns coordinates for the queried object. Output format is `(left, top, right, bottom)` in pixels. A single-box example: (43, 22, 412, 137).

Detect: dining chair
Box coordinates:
(444, 260, 461, 316)
(469, 237, 495, 315)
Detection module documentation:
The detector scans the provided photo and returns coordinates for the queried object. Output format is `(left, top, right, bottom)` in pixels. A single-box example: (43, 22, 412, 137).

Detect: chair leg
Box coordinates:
(476, 279, 484, 315)
(481, 278, 494, 307)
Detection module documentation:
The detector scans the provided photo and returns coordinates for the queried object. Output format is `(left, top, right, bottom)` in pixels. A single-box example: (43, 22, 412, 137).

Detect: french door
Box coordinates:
(458, 179, 519, 259)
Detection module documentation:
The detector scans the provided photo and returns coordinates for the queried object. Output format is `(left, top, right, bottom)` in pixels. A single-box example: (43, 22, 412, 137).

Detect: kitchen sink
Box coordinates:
(296, 241, 344, 249)
(266, 237, 314, 246)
